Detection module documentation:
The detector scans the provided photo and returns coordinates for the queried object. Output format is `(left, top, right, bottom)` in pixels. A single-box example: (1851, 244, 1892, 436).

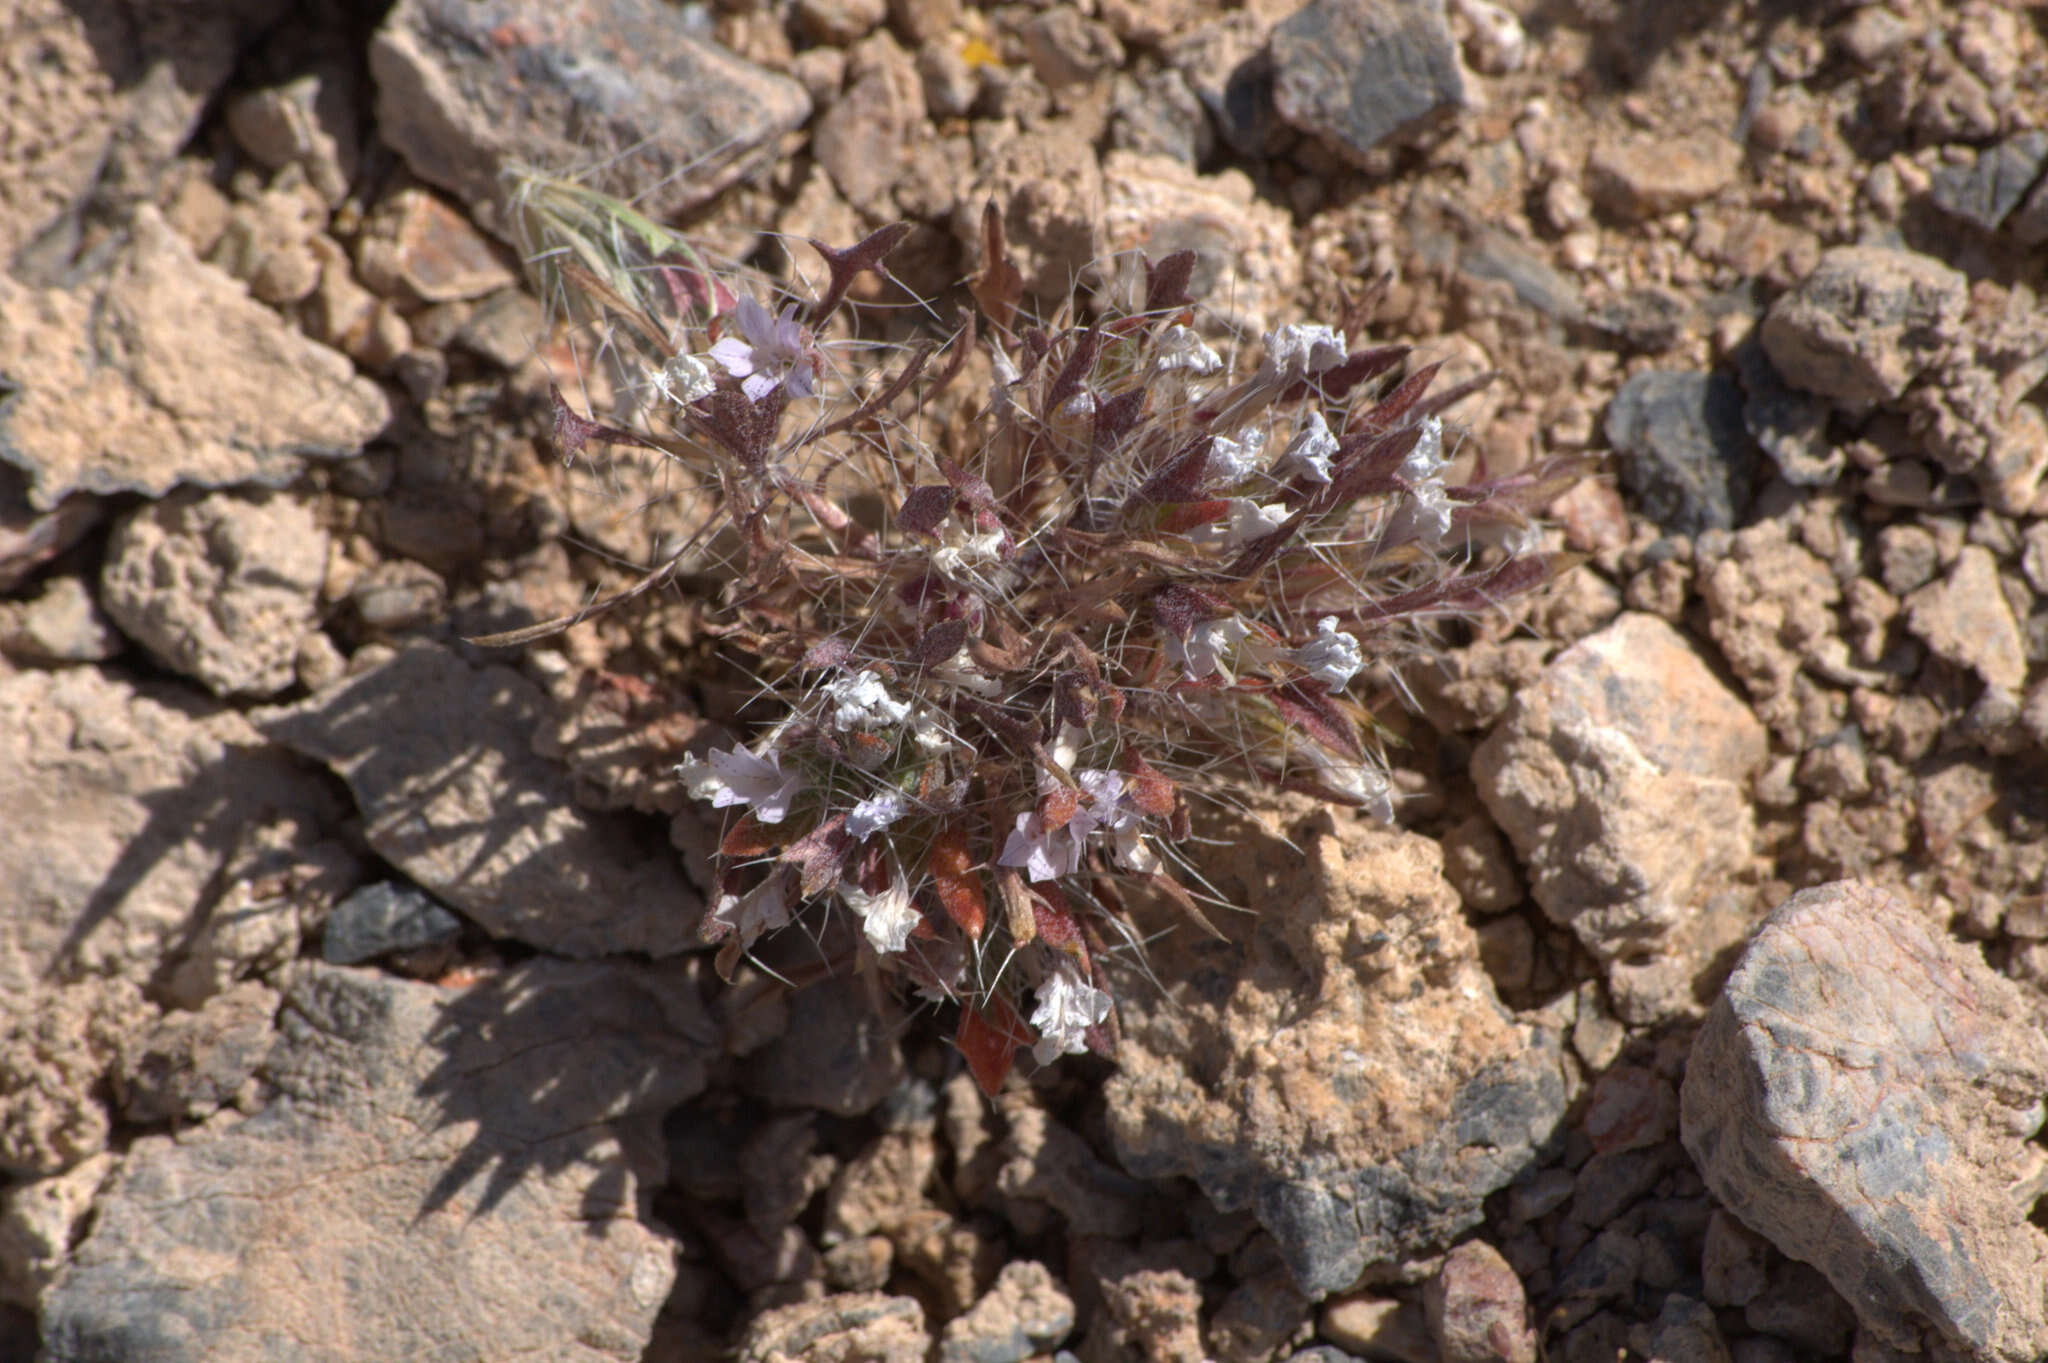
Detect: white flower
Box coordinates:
(932, 527, 1007, 577)
(1228, 498, 1290, 544)
(1401, 416, 1448, 482)
(1165, 614, 1250, 682)
(708, 872, 794, 949)
(1155, 324, 1222, 376)
(1075, 769, 1160, 873)
(1029, 962, 1113, 1065)
(846, 791, 909, 840)
(709, 295, 816, 401)
(841, 874, 920, 954)
(1261, 323, 1347, 383)
(999, 808, 1097, 883)
(909, 708, 961, 753)
(1279, 409, 1338, 483)
(1058, 390, 1096, 418)
(654, 353, 715, 407)
(1394, 479, 1453, 546)
(1291, 617, 1363, 690)
(1206, 429, 1267, 484)
(1305, 748, 1395, 823)
(824, 669, 910, 731)
(677, 745, 803, 823)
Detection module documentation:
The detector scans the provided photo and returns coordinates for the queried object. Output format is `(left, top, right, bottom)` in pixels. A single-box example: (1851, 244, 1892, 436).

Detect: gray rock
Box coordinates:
(369, 0, 810, 228)
(1681, 881, 2048, 1362)
(1740, 1261, 1856, 1357)
(1759, 246, 1968, 406)
(258, 642, 705, 958)
(1928, 131, 2048, 233)
(0, 208, 388, 511)
(1734, 338, 1843, 486)
(1472, 613, 1766, 987)
(40, 960, 712, 1363)
(1604, 369, 1759, 536)
(1648, 1295, 1731, 1363)
(1106, 808, 1568, 1297)
(939, 1261, 1075, 1363)
(1270, 0, 1465, 164)
(1552, 1227, 1641, 1330)
(1163, 13, 1282, 159)
(100, 489, 327, 698)
(1459, 228, 1587, 326)
(321, 881, 464, 965)
(1110, 68, 1215, 167)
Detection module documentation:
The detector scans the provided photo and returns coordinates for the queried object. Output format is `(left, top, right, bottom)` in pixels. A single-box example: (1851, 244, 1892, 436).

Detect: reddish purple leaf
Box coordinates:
(550, 386, 656, 461)
(1124, 434, 1213, 508)
(807, 222, 913, 323)
(970, 203, 1023, 334)
(915, 618, 972, 667)
(1044, 328, 1101, 415)
(1142, 249, 1199, 315)
(1152, 583, 1231, 639)
(896, 484, 956, 535)
(1269, 681, 1363, 761)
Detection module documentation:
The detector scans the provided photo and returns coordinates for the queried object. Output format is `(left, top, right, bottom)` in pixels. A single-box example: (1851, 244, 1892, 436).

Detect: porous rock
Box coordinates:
(1681, 881, 2048, 1363)
(938, 1260, 1075, 1363)
(369, 0, 810, 229)
(0, 977, 155, 1177)
(0, 207, 388, 510)
(258, 642, 704, 957)
(736, 1292, 930, 1363)
(1105, 799, 1570, 1297)
(1472, 613, 1766, 998)
(109, 980, 278, 1125)
(99, 488, 328, 698)
(813, 32, 924, 217)
(1269, 0, 1465, 164)
(1904, 545, 2028, 692)
(40, 960, 712, 1363)
(1759, 246, 1968, 407)
(0, 666, 344, 999)
(1099, 151, 1303, 339)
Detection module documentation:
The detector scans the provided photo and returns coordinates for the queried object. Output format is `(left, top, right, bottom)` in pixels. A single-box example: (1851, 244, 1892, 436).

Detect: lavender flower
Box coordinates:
(999, 808, 1096, 883)
(710, 295, 816, 401)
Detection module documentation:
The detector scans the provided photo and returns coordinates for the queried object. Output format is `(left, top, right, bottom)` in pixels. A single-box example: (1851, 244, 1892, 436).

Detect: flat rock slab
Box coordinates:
(1681, 881, 2048, 1363)
(1106, 804, 1569, 1298)
(369, 0, 811, 228)
(0, 208, 388, 511)
(0, 666, 345, 999)
(40, 959, 714, 1363)
(258, 643, 704, 957)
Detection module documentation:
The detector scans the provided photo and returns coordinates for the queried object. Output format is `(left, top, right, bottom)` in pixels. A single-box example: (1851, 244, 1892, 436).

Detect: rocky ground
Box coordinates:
(4, 0, 2048, 1360)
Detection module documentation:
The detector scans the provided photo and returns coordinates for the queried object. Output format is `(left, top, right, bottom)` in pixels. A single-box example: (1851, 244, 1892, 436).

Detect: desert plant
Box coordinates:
(501, 166, 1583, 1094)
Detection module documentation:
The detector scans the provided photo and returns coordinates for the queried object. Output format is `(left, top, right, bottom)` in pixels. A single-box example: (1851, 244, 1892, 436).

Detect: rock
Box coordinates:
(0, 977, 154, 1176)
(0, 207, 388, 511)
(0, 1153, 112, 1308)
(1087, 1267, 1207, 1363)
(1604, 370, 1760, 536)
(995, 1092, 1146, 1239)
(99, 488, 327, 698)
(1109, 69, 1214, 167)
(1740, 1259, 1856, 1356)
(797, 0, 887, 47)
(1681, 881, 2048, 1363)
(1424, 1240, 1536, 1363)
(0, 468, 100, 593)
(1438, 814, 1521, 914)
(1759, 246, 1968, 406)
(1020, 9, 1124, 90)
(1928, 132, 2048, 233)
(1695, 520, 1846, 747)
(1269, 0, 1465, 164)
(321, 881, 464, 965)
(257, 642, 704, 957)
(0, 0, 284, 269)
(1472, 613, 1766, 986)
(2011, 174, 2048, 248)
(1733, 338, 1842, 486)
(225, 70, 362, 207)
(1585, 130, 1740, 221)
(1321, 1296, 1434, 1363)
(938, 1261, 1075, 1363)
(0, 666, 345, 998)
(0, 575, 123, 665)
(743, 973, 906, 1116)
(41, 960, 710, 1362)
(1904, 545, 2027, 692)
(1105, 801, 1570, 1297)
(813, 32, 924, 218)
(1099, 151, 1303, 338)
(1164, 12, 1282, 159)
(1648, 1296, 1731, 1363)
(109, 980, 277, 1125)
(736, 1293, 930, 1363)
(354, 186, 517, 304)
(955, 129, 1106, 297)
(369, 0, 810, 228)
(1700, 1209, 1770, 1308)
(1211, 1269, 1311, 1363)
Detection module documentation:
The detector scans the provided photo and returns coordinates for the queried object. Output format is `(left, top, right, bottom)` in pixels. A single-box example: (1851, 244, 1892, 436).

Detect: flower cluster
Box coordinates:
(510, 171, 1581, 1094)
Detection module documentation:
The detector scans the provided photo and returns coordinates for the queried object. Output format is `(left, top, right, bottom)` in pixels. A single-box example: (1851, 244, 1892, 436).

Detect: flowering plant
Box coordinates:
(505, 169, 1582, 1094)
